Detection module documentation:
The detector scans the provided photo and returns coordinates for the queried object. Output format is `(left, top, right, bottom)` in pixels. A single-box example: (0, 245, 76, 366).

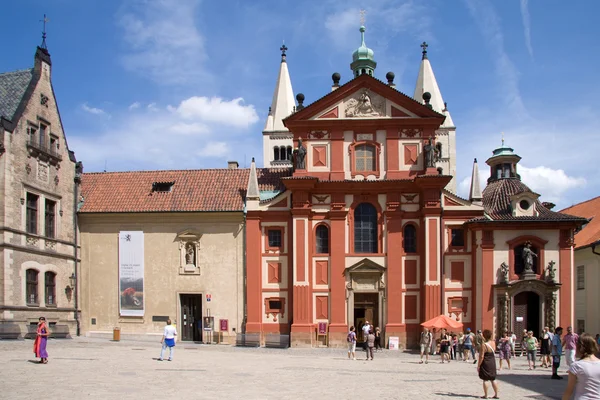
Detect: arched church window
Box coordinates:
(273, 147, 280, 161)
(286, 146, 292, 161)
(315, 224, 329, 254)
(514, 243, 539, 275)
(403, 224, 417, 253)
(354, 203, 377, 253)
(355, 144, 375, 171)
(436, 142, 442, 157)
(361, 68, 366, 75)
(496, 165, 502, 179)
(437, 167, 443, 175)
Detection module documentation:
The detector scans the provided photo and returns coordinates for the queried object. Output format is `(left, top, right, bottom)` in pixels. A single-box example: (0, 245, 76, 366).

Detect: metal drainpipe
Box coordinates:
(592, 243, 600, 257)
(241, 211, 247, 334)
(73, 174, 80, 336)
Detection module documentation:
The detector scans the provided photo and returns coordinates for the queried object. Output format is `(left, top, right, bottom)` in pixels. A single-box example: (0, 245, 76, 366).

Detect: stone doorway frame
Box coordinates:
(494, 278, 560, 338)
(344, 258, 386, 335)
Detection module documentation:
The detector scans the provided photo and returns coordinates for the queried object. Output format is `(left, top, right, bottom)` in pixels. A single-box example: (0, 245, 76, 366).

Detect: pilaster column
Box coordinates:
(329, 208, 347, 334)
(245, 215, 262, 333)
(559, 229, 574, 328)
(290, 210, 312, 345)
(481, 230, 495, 331)
(384, 198, 405, 341)
(423, 213, 441, 320)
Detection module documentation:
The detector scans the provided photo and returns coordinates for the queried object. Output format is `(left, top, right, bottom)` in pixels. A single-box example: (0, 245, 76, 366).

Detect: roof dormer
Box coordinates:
(510, 191, 540, 218)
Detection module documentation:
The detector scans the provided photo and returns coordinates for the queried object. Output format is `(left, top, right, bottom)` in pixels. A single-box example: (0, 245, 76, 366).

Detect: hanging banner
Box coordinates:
(119, 231, 144, 316)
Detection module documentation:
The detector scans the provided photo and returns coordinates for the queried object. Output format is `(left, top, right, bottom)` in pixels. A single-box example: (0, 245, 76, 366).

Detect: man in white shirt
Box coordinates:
(159, 319, 177, 361)
(362, 321, 371, 351)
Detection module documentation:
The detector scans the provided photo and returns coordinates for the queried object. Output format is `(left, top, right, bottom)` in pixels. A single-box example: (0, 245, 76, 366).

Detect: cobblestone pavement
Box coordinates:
(1, 338, 567, 399)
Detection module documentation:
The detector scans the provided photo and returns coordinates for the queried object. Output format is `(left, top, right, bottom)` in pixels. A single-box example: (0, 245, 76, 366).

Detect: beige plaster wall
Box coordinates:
(78, 212, 244, 341)
(574, 247, 600, 335)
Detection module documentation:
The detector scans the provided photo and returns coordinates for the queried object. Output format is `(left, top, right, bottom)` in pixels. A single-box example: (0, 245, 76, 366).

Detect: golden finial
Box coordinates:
(501, 132, 505, 146)
(360, 9, 367, 26)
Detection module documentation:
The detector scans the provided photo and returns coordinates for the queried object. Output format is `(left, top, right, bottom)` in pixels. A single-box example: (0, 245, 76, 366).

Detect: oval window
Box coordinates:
(519, 200, 530, 210)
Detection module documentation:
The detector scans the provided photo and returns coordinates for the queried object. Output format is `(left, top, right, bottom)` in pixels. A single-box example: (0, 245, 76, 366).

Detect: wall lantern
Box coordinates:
(65, 273, 76, 302)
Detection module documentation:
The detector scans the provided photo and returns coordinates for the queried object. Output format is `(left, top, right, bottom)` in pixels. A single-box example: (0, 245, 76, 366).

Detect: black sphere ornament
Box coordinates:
(332, 72, 341, 85)
(386, 71, 395, 83)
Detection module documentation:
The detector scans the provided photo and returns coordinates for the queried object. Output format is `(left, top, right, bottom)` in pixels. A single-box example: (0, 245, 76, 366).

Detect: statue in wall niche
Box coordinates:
(293, 138, 306, 170)
(499, 262, 509, 283)
(423, 137, 439, 168)
(185, 243, 195, 266)
(522, 241, 537, 274)
(546, 260, 557, 283)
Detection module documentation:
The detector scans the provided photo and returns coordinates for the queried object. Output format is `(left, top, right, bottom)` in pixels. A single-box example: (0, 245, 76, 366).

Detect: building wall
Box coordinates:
(574, 247, 600, 335)
(0, 51, 77, 336)
(78, 212, 244, 341)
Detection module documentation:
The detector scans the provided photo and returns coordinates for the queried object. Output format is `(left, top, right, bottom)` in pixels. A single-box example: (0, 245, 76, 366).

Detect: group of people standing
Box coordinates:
(347, 320, 382, 361)
(419, 327, 483, 364)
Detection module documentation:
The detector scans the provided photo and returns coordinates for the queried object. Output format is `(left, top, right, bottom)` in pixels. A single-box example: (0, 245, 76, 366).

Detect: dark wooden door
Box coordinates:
(180, 294, 202, 341)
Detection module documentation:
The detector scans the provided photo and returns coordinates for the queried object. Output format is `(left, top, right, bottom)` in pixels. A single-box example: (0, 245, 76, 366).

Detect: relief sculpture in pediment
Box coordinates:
(345, 89, 385, 117)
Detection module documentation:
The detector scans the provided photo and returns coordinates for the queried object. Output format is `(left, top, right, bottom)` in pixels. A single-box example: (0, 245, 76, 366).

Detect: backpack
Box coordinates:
(347, 332, 352, 342)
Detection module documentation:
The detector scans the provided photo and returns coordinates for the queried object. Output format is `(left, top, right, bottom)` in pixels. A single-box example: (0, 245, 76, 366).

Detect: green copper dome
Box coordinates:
(350, 26, 377, 77)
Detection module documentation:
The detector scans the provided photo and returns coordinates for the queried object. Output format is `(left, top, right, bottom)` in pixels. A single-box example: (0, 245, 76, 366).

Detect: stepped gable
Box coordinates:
(79, 167, 291, 213)
(474, 178, 584, 222)
(560, 196, 600, 249)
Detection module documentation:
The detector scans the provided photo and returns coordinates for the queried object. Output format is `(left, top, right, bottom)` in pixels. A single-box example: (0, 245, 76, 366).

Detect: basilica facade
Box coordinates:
(245, 26, 585, 347)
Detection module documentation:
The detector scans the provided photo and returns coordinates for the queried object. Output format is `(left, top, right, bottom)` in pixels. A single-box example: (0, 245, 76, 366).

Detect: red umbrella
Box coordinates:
(420, 315, 463, 330)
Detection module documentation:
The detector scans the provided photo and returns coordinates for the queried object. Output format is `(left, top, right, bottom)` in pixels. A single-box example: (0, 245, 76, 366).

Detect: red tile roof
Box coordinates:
(79, 167, 291, 213)
(560, 196, 600, 249)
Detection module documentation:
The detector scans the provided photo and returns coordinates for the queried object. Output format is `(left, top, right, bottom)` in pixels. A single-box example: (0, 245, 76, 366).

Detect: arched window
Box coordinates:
(45, 271, 56, 305)
(26, 269, 38, 305)
(403, 224, 417, 253)
(436, 142, 443, 158)
(354, 203, 377, 253)
(355, 144, 376, 171)
(273, 147, 280, 161)
(286, 146, 292, 161)
(437, 167, 443, 175)
(315, 224, 329, 254)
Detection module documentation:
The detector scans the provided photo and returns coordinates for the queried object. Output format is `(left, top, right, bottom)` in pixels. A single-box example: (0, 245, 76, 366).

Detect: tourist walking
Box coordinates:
(440, 329, 451, 363)
(451, 334, 458, 360)
(158, 319, 177, 361)
(540, 326, 553, 368)
(525, 330, 538, 370)
(366, 330, 375, 360)
(520, 329, 528, 357)
(551, 326, 564, 380)
(374, 327, 382, 352)
(362, 320, 371, 351)
(498, 331, 512, 371)
(33, 316, 49, 364)
(477, 329, 499, 399)
(474, 330, 484, 364)
(509, 331, 517, 357)
(347, 326, 357, 360)
(458, 331, 465, 361)
(562, 326, 579, 368)
(430, 328, 438, 355)
(463, 328, 475, 362)
(562, 333, 600, 399)
(419, 327, 432, 364)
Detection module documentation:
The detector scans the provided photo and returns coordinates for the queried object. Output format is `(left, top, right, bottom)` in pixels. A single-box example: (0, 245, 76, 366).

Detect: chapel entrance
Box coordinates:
(180, 294, 202, 342)
(513, 291, 540, 338)
(354, 292, 379, 342)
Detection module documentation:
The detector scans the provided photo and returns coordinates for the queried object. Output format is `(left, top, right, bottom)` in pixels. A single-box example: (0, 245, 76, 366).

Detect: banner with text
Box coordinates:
(119, 231, 144, 316)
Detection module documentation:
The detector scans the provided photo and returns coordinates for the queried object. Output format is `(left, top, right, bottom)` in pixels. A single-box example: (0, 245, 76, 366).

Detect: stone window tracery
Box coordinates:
(354, 203, 377, 253)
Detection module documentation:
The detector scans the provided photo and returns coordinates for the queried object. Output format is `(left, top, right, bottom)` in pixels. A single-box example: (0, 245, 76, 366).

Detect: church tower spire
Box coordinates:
(469, 158, 483, 205)
(262, 44, 296, 167)
(350, 13, 376, 78)
(413, 42, 457, 193)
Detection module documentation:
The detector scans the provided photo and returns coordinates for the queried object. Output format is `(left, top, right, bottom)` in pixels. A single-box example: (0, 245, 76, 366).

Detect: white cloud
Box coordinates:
(177, 97, 259, 127)
(81, 103, 107, 116)
(463, 0, 527, 118)
(128, 102, 141, 110)
(520, 0, 534, 59)
(117, 0, 209, 85)
(519, 165, 586, 204)
(198, 142, 229, 158)
(69, 95, 260, 171)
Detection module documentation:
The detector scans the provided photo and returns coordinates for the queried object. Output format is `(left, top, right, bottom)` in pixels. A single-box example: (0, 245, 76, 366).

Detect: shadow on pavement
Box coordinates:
(495, 372, 564, 400)
(434, 393, 480, 398)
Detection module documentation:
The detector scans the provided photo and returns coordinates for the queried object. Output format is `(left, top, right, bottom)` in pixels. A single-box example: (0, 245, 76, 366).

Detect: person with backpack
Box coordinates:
(347, 326, 357, 360)
(473, 330, 484, 364)
(419, 327, 433, 364)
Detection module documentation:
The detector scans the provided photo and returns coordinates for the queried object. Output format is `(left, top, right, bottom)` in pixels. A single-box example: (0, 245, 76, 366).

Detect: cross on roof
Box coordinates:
(420, 41, 428, 59)
(40, 14, 49, 49)
(501, 132, 505, 146)
(280, 43, 288, 56)
(360, 9, 367, 25)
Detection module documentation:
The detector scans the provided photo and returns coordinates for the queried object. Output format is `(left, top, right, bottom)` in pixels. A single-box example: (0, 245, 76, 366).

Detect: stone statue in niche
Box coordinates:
(423, 137, 439, 168)
(185, 243, 196, 266)
(545, 260, 556, 283)
(345, 89, 384, 117)
(293, 138, 306, 170)
(499, 262, 509, 283)
(522, 241, 537, 274)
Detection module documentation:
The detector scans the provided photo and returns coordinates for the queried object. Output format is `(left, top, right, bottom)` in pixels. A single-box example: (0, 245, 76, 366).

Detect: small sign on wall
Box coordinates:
(516, 316, 524, 322)
(388, 336, 399, 350)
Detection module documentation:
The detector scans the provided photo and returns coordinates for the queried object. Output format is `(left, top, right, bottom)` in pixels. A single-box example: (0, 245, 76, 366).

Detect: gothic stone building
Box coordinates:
(0, 46, 80, 337)
(244, 26, 585, 348)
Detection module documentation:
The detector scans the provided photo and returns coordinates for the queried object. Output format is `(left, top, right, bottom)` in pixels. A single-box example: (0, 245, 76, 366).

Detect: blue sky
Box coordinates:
(2, 0, 598, 209)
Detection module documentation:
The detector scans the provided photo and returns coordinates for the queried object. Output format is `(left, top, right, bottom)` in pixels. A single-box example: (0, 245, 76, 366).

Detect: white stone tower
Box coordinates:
(413, 42, 457, 192)
(262, 44, 296, 167)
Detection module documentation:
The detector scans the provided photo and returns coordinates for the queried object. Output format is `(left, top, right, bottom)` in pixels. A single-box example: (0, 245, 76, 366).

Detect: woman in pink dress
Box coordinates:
(33, 316, 49, 364)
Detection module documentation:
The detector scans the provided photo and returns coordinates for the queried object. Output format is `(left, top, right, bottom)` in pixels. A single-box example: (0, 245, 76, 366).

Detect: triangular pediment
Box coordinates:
(284, 74, 444, 127)
(345, 258, 386, 273)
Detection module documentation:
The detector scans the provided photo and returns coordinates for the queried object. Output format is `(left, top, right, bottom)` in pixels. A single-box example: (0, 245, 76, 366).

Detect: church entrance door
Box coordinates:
(180, 294, 202, 342)
(354, 292, 378, 342)
(513, 291, 540, 338)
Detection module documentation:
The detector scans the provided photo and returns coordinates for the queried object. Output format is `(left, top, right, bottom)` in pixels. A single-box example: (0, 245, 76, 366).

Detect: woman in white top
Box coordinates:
(562, 333, 600, 400)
